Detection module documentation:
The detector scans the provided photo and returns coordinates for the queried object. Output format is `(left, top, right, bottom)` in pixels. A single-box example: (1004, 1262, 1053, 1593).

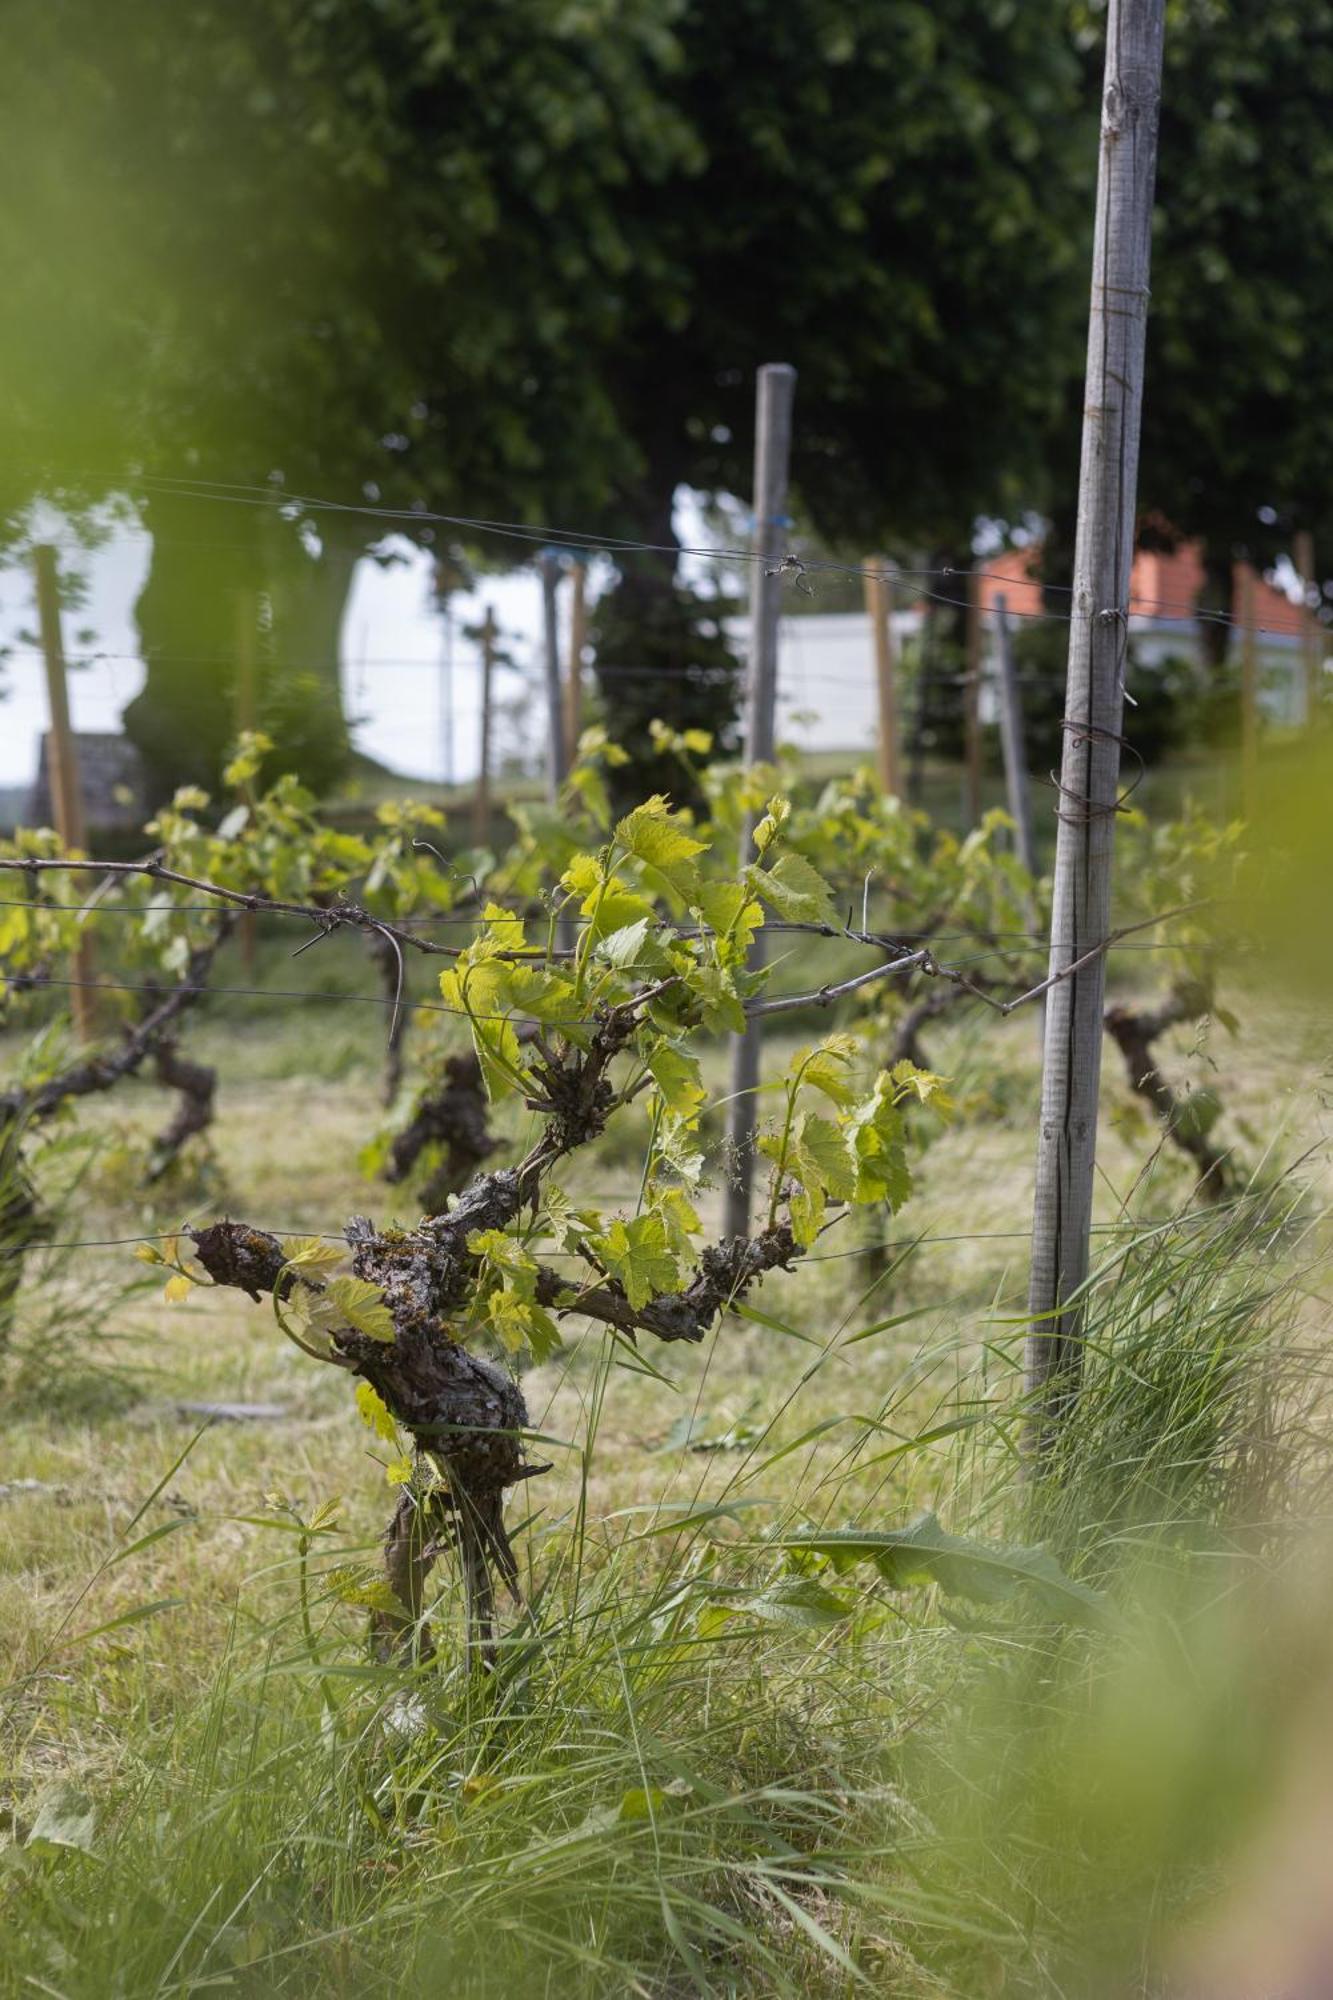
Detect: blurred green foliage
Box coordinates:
(2, 1, 1332, 794)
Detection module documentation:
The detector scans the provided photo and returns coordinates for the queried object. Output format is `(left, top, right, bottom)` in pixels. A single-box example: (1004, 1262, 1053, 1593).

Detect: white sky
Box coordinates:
(0, 518, 552, 789)
(0, 493, 738, 793)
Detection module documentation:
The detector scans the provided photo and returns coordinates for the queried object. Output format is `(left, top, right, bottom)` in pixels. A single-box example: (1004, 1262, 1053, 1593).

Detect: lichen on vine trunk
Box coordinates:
(190, 1194, 536, 1667)
(187, 1171, 802, 1667)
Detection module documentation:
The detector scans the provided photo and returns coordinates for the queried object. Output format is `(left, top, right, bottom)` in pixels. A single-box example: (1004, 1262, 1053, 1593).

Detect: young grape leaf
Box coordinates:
(616, 797, 706, 906)
(800, 1033, 861, 1108)
(280, 1236, 345, 1279)
(797, 1112, 857, 1200)
(322, 1276, 395, 1343)
(746, 851, 839, 928)
(646, 1044, 706, 1122)
(843, 1076, 912, 1206)
(588, 1213, 684, 1309)
(355, 1381, 397, 1441)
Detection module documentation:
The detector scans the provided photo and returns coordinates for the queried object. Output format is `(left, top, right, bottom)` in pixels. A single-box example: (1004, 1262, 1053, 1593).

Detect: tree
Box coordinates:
(584, 0, 1091, 774)
(1035, 1, 1333, 649)
(0, 0, 697, 796)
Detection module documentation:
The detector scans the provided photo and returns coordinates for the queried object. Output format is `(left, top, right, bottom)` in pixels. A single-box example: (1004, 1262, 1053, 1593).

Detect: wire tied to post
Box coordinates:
(1050, 716, 1144, 826)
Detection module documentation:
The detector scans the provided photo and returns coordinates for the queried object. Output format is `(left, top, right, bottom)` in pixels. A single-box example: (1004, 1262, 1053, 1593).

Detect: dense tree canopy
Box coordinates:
(1143, 0, 1333, 613)
(3, 0, 1330, 792)
(1037, 1, 1333, 637)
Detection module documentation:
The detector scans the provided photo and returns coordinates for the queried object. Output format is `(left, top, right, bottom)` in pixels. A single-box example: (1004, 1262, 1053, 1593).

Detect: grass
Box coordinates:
(0, 923, 1329, 1996)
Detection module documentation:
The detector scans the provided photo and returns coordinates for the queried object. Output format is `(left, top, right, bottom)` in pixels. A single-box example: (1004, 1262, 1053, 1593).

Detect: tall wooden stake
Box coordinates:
(234, 590, 258, 968)
(994, 596, 1036, 881)
(724, 362, 797, 1240)
(33, 545, 96, 1039)
(1026, 0, 1166, 1425)
(995, 594, 1044, 1055)
(439, 604, 456, 791)
(473, 608, 496, 846)
(564, 557, 587, 770)
(864, 557, 902, 798)
(1239, 561, 1258, 816)
(1294, 529, 1321, 726)
(963, 563, 983, 828)
(538, 550, 568, 806)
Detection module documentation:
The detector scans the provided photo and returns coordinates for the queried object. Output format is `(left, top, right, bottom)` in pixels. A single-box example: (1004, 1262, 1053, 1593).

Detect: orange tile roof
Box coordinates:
(974, 539, 1304, 636)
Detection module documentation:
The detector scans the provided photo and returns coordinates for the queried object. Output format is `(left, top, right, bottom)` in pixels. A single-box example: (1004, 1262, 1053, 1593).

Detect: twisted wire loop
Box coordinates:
(1050, 717, 1144, 826)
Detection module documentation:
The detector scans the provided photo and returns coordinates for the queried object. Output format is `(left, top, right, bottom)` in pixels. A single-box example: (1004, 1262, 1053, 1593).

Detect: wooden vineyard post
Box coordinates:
(33, 544, 96, 1039)
(538, 550, 568, 806)
(438, 604, 455, 792)
(994, 595, 1036, 881)
(1295, 530, 1320, 727)
(473, 608, 497, 846)
(235, 589, 258, 967)
(995, 594, 1044, 1053)
(1025, 0, 1166, 1434)
(1239, 561, 1258, 816)
(963, 563, 983, 828)
(724, 362, 797, 1240)
(564, 556, 588, 770)
(864, 556, 903, 798)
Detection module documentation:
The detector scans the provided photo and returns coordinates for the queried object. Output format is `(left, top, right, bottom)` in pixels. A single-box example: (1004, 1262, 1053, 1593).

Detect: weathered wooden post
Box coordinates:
(1239, 561, 1258, 817)
(234, 589, 258, 967)
(1295, 530, 1320, 727)
(724, 362, 797, 1239)
(1026, 0, 1167, 1430)
(995, 593, 1044, 1055)
(564, 555, 588, 769)
(963, 563, 983, 828)
(994, 595, 1037, 881)
(33, 545, 96, 1039)
(473, 608, 497, 846)
(864, 556, 903, 798)
(538, 549, 568, 806)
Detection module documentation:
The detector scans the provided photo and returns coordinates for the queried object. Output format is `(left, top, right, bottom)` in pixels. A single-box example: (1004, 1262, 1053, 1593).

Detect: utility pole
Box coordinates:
(564, 555, 588, 769)
(963, 563, 983, 828)
(1026, 0, 1166, 1430)
(538, 549, 568, 806)
(1294, 529, 1321, 727)
(1239, 560, 1258, 816)
(33, 545, 96, 1039)
(864, 556, 902, 798)
(473, 608, 496, 846)
(234, 589, 258, 968)
(724, 362, 797, 1240)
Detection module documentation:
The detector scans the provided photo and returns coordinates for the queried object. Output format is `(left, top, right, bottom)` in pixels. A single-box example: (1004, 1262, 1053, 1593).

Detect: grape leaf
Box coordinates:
(647, 1044, 705, 1122)
(844, 1076, 912, 1206)
(355, 1381, 397, 1441)
(322, 1276, 395, 1343)
(797, 1112, 857, 1201)
(589, 1213, 684, 1309)
(800, 1033, 861, 1108)
(616, 797, 706, 905)
(280, 1236, 345, 1279)
(747, 851, 839, 927)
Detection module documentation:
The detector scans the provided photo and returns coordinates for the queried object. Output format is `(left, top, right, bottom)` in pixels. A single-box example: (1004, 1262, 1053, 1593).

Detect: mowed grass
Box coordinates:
(0, 926, 1329, 1996)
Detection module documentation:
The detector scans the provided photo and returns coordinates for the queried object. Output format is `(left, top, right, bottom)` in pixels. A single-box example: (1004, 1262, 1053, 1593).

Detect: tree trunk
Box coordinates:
(124, 490, 262, 802)
(590, 467, 743, 814)
(125, 494, 359, 804)
(1197, 546, 1235, 676)
(265, 516, 361, 718)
